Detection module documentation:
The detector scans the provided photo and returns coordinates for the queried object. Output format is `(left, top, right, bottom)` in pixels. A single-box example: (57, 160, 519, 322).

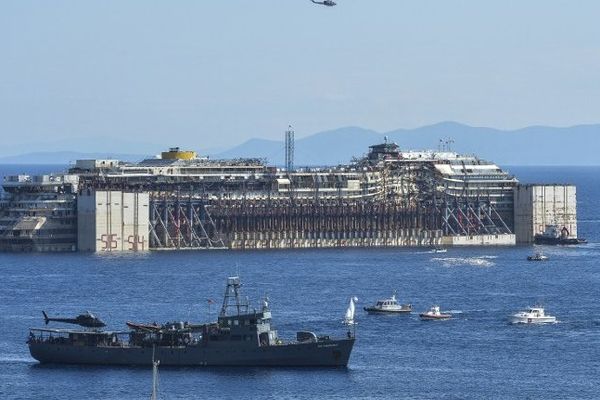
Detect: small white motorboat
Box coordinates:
(527, 252, 549, 261)
(510, 306, 556, 324)
(364, 292, 412, 314)
(419, 305, 452, 320)
(430, 247, 447, 254)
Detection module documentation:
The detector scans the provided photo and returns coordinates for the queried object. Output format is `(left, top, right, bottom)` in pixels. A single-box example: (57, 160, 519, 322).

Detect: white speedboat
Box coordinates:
(419, 305, 452, 320)
(363, 293, 412, 314)
(510, 306, 556, 324)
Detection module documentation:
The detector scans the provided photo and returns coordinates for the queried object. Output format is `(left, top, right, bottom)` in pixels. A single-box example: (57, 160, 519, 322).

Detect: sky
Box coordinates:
(1, 1, 599, 155)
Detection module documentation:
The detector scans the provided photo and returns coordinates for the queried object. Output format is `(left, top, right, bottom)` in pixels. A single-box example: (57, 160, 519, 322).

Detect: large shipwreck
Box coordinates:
(0, 143, 579, 251)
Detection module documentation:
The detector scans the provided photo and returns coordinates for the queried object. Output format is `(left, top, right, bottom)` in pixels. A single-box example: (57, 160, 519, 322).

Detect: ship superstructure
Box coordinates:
(71, 155, 383, 200)
(0, 174, 79, 251)
(398, 149, 517, 238)
(355, 143, 518, 241)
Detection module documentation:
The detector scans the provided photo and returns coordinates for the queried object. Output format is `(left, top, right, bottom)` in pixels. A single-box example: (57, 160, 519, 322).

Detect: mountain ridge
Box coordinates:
(214, 122, 600, 166)
(1, 122, 598, 166)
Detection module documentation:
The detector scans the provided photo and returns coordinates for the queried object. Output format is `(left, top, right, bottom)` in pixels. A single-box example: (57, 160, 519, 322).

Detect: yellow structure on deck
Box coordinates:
(161, 147, 197, 160)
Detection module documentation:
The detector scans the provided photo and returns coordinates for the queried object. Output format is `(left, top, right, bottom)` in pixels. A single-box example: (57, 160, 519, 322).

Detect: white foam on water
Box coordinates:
(432, 257, 495, 268)
(0, 355, 35, 364)
(461, 309, 488, 314)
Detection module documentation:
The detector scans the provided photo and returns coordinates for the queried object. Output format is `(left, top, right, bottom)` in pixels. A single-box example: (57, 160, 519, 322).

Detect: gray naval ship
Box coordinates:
(28, 277, 355, 367)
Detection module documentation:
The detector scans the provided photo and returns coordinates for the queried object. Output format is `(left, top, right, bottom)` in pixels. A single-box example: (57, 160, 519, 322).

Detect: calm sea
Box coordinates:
(0, 166, 599, 399)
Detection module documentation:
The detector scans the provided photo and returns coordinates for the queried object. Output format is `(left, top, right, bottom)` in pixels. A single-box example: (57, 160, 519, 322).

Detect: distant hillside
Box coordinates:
(214, 127, 381, 166)
(0, 151, 149, 165)
(385, 122, 600, 166)
(2, 122, 599, 166)
(214, 122, 600, 166)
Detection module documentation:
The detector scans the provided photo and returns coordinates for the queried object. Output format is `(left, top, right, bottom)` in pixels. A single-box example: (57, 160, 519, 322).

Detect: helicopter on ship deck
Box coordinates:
(42, 311, 106, 328)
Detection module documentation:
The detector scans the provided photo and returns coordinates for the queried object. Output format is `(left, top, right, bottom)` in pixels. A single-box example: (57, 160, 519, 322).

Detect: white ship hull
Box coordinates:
(510, 315, 556, 324)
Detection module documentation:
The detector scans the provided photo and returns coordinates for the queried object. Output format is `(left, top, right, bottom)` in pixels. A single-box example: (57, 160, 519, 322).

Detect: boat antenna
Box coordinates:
(150, 345, 160, 400)
(207, 298, 215, 319)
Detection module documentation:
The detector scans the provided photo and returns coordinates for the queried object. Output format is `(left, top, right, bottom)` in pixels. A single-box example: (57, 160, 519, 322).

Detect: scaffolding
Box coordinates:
(149, 193, 226, 250)
(148, 189, 442, 250)
(409, 161, 513, 237)
(437, 196, 511, 236)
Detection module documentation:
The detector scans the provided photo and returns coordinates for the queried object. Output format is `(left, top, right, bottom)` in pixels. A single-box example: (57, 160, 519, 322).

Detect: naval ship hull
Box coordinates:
(534, 236, 586, 245)
(29, 338, 354, 367)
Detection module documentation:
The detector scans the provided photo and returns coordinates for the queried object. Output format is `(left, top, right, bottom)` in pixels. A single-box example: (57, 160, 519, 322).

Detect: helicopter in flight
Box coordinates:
(311, 0, 337, 6)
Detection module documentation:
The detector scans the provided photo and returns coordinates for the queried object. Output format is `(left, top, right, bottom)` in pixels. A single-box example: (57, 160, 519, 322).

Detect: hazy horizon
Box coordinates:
(0, 121, 598, 166)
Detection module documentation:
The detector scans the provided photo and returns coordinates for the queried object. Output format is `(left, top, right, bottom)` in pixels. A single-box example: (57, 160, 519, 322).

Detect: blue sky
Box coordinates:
(1, 1, 599, 154)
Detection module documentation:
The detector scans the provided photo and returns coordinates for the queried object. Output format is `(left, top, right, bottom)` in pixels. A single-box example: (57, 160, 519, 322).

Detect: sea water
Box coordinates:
(0, 166, 598, 399)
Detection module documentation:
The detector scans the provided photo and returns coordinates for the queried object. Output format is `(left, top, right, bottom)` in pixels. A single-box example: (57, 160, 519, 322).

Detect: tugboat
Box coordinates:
(510, 306, 556, 324)
(27, 277, 355, 367)
(364, 292, 412, 314)
(534, 225, 586, 245)
(419, 305, 452, 320)
(527, 252, 549, 261)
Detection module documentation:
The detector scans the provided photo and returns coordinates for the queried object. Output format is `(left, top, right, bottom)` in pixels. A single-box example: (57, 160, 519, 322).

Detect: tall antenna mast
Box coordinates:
(220, 277, 248, 317)
(285, 125, 295, 173)
(150, 346, 160, 400)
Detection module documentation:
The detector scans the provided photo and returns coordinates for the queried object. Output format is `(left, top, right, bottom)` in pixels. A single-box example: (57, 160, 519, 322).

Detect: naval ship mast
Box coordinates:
(220, 277, 250, 317)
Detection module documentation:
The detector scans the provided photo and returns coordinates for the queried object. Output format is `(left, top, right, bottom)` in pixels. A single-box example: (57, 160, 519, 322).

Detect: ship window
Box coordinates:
(233, 320, 239, 326)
